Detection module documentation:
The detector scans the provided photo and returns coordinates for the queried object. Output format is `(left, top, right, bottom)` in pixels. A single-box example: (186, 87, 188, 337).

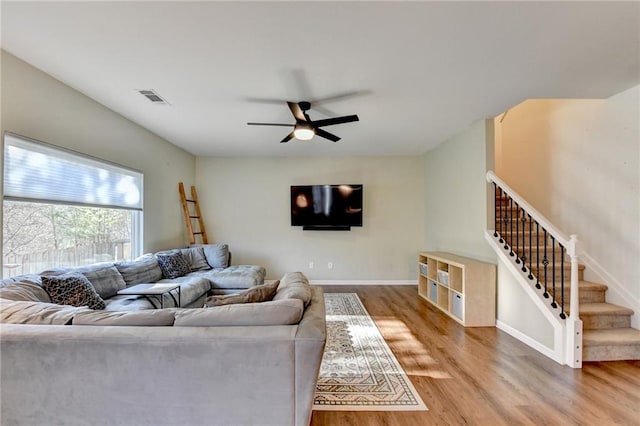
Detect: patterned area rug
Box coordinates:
(313, 293, 428, 411)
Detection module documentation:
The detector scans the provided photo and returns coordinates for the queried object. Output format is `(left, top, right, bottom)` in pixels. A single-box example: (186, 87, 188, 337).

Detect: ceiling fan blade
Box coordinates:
(247, 122, 293, 127)
(312, 115, 359, 128)
(281, 131, 295, 143)
(287, 102, 306, 122)
(245, 97, 287, 104)
(310, 90, 372, 105)
(315, 128, 341, 142)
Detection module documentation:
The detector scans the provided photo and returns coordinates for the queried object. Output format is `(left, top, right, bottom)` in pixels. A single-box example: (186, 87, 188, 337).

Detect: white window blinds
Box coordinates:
(3, 133, 143, 211)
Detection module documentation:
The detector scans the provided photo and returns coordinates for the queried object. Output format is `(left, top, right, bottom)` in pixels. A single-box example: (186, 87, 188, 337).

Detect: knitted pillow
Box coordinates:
(41, 273, 105, 310)
(155, 251, 191, 279)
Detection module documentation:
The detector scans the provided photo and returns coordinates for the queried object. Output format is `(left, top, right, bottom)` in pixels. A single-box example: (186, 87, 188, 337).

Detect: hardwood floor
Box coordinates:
(311, 285, 640, 426)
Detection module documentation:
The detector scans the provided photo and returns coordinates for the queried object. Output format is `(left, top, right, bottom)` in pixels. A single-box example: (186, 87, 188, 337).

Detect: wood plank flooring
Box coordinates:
(311, 285, 640, 426)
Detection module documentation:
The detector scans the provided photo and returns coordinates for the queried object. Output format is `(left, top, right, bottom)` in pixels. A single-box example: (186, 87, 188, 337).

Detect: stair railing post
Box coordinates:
(565, 234, 583, 368)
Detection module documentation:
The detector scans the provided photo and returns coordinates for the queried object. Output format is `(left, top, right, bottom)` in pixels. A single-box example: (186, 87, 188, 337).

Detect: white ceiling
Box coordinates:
(1, 1, 638, 157)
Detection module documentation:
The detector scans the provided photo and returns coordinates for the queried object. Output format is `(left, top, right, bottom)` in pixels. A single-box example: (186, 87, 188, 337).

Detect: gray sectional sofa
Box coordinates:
(1, 244, 266, 311)
(0, 244, 327, 426)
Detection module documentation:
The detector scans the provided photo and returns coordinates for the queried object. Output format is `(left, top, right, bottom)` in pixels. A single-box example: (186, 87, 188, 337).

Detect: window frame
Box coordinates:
(2, 131, 143, 263)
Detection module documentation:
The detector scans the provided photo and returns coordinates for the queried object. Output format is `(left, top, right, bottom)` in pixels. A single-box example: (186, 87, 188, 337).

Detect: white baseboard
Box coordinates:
(496, 320, 561, 364)
(309, 280, 417, 286)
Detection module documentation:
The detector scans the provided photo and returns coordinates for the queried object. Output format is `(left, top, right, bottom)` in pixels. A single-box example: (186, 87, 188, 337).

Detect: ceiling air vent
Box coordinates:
(137, 89, 170, 105)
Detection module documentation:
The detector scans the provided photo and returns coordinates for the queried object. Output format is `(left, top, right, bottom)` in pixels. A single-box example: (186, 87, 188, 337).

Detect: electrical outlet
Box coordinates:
(328, 262, 333, 269)
(309, 261, 314, 269)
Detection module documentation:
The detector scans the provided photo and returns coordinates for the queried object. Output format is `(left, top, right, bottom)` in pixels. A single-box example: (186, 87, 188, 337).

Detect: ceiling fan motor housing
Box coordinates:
(298, 101, 311, 111)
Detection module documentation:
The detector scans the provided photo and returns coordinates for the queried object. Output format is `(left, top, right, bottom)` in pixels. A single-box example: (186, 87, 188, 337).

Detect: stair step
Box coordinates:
(583, 328, 640, 361)
(548, 280, 608, 304)
(580, 303, 634, 330)
(528, 263, 585, 281)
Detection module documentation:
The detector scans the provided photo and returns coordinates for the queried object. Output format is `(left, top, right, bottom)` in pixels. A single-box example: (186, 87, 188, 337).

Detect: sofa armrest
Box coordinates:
(294, 286, 326, 426)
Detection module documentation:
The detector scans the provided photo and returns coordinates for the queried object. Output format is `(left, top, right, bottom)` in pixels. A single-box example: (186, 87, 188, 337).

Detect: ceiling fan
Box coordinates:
(247, 101, 359, 143)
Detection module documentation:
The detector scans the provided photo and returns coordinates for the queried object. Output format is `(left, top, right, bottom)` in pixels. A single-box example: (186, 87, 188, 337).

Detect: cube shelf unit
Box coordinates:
(418, 251, 496, 327)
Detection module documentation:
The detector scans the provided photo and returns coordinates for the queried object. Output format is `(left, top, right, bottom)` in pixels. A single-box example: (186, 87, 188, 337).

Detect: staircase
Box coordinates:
(490, 173, 640, 363)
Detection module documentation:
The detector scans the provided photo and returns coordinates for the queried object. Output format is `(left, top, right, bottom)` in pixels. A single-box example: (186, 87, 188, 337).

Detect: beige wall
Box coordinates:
(196, 156, 425, 281)
(495, 86, 640, 314)
(423, 119, 496, 263)
(0, 51, 196, 254)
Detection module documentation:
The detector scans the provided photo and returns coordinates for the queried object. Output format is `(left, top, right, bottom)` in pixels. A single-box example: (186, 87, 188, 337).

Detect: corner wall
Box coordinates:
(0, 50, 196, 254)
(423, 119, 495, 263)
(196, 156, 425, 281)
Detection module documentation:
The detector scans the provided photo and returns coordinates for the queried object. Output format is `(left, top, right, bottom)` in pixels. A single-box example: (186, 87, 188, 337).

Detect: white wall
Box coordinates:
(495, 86, 640, 323)
(1, 51, 196, 254)
(496, 258, 555, 349)
(423, 119, 496, 263)
(196, 156, 425, 281)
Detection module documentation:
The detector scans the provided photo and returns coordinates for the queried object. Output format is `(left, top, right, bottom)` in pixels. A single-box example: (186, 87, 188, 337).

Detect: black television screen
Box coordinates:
(291, 184, 363, 229)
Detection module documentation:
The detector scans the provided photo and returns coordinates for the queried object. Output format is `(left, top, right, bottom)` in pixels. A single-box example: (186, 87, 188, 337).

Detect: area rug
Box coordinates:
(313, 293, 428, 411)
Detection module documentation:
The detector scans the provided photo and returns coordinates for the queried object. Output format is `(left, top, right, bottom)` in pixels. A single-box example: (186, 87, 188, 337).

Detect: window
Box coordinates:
(2, 133, 143, 277)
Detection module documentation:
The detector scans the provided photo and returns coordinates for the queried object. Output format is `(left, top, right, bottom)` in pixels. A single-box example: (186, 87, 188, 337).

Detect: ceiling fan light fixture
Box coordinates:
(293, 126, 315, 141)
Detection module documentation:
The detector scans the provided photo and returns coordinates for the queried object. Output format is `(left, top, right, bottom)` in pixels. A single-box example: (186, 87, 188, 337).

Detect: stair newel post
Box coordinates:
(565, 234, 583, 368)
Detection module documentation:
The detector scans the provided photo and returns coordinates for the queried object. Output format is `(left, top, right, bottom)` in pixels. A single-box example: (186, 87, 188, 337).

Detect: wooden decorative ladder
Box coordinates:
(178, 182, 208, 244)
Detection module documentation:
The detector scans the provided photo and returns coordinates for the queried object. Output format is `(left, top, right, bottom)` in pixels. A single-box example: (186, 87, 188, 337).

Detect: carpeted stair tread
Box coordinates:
(578, 280, 608, 291)
(579, 303, 634, 316)
(583, 328, 640, 346)
(549, 280, 608, 295)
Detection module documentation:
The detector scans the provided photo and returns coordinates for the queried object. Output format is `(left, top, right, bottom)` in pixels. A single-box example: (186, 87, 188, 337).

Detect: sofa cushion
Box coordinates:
(156, 275, 211, 308)
(204, 280, 279, 307)
(180, 247, 211, 271)
(103, 295, 158, 311)
(0, 298, 91, 325)
(194, 265, 266, 290)
(81, 265, 126, 299)
(0, 274, 43, 287)
(115, 254, 163, 286)
(192, 244, 230, 268)
(273, 272, 312, 307)
(41, 273, 106, 310)
(174, 298, 304, 326)
(156, 251, 191, 279)
(0, 282, 51, 302)
(72, 309, 176, 326)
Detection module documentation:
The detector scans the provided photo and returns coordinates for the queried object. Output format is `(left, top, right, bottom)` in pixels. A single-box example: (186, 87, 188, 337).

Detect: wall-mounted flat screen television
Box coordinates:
(291, 184, 363, 230)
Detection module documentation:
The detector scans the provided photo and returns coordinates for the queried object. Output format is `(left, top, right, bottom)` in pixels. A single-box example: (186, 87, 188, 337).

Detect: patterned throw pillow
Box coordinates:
(41, 273, 106, 310)
(155, 251, 191, 279)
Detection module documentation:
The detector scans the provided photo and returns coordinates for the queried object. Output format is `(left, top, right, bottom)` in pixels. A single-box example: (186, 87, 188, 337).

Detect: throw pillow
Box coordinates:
(273, 272, 312, 307)
(115, 254, 163, 286)
(180, 247, 211, 271)
(204, 280, 280, 307)
(155, 251, 191, 279)
(41, 273, 106, 310)
(191, 244, 230, 268)
(82, 265, 127, 299)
